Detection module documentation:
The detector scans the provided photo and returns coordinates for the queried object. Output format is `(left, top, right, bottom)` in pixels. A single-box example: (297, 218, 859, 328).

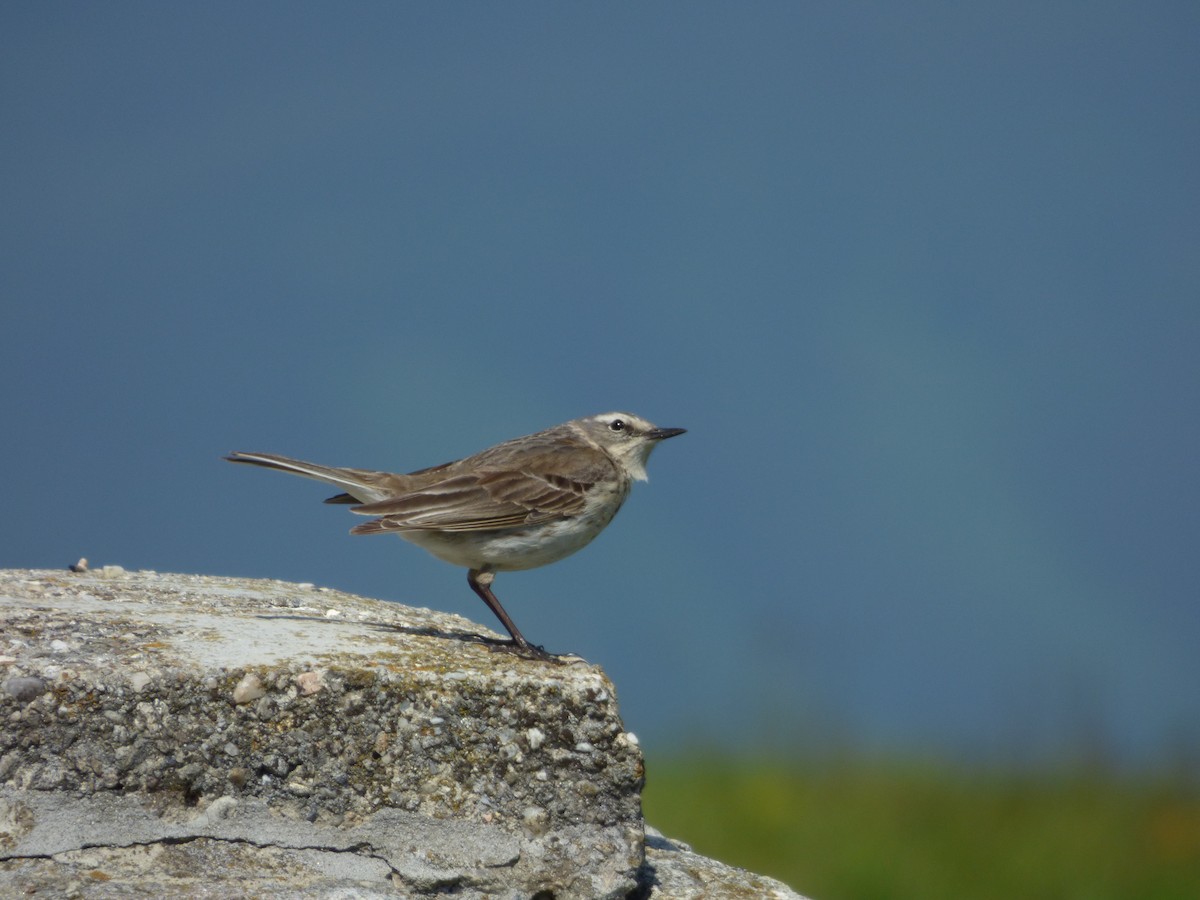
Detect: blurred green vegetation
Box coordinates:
(642, 754, 1200, 900)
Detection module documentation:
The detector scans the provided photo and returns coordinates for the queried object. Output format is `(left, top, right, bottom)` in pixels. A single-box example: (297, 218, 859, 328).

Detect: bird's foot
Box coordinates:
(488, 639, 565, 664)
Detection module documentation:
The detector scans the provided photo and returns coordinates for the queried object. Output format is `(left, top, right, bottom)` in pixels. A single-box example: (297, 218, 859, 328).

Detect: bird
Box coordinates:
(225, 412, 685, 660)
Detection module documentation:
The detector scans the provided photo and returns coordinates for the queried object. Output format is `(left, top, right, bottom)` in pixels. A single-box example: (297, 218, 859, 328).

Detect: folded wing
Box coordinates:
(349, 447, 615, 535)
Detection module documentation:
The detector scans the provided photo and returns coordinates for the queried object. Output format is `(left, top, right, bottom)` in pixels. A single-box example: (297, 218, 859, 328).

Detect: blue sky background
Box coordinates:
(3, 3, 1197, 768)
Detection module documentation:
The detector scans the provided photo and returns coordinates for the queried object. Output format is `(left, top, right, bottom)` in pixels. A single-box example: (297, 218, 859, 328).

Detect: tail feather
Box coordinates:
(224, 451, 389, 502)
(226, 451, 420, 508)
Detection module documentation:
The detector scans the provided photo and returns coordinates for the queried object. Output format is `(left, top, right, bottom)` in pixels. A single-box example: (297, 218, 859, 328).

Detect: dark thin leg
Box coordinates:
(467, 569, 555, 661)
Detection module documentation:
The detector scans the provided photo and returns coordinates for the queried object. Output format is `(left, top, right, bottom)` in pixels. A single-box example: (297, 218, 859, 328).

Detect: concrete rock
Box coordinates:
(0, 568, 807, 898)
(639, 827, 808, 899)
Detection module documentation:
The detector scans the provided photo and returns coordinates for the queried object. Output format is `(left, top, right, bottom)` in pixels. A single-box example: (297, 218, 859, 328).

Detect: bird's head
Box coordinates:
(577, 412, 686, 481)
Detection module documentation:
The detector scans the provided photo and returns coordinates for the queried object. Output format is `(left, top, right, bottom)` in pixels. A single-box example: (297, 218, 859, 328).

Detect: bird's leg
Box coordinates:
(467, 569, 555, 661)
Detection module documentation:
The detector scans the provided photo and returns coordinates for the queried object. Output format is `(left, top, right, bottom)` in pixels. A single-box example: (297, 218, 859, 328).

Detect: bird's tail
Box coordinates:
(224, 451, 396, 504)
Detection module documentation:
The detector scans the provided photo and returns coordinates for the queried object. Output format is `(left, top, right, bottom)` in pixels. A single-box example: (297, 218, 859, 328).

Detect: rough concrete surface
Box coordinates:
(0, 568, 807, 898)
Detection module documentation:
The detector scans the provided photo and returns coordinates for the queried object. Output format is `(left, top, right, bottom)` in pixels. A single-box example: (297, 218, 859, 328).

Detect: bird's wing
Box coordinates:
(348, 446, 616, 535)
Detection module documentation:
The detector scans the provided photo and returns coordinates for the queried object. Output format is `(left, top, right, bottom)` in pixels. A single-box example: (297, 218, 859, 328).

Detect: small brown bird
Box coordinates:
(226, 412, 685, 659)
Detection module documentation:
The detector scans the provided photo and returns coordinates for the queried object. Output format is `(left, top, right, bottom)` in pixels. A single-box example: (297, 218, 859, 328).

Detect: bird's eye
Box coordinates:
(609, 419, 626, 432)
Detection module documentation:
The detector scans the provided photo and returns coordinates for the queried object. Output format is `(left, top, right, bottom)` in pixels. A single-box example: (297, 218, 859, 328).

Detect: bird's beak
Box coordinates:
(646, 427, 687, 441)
